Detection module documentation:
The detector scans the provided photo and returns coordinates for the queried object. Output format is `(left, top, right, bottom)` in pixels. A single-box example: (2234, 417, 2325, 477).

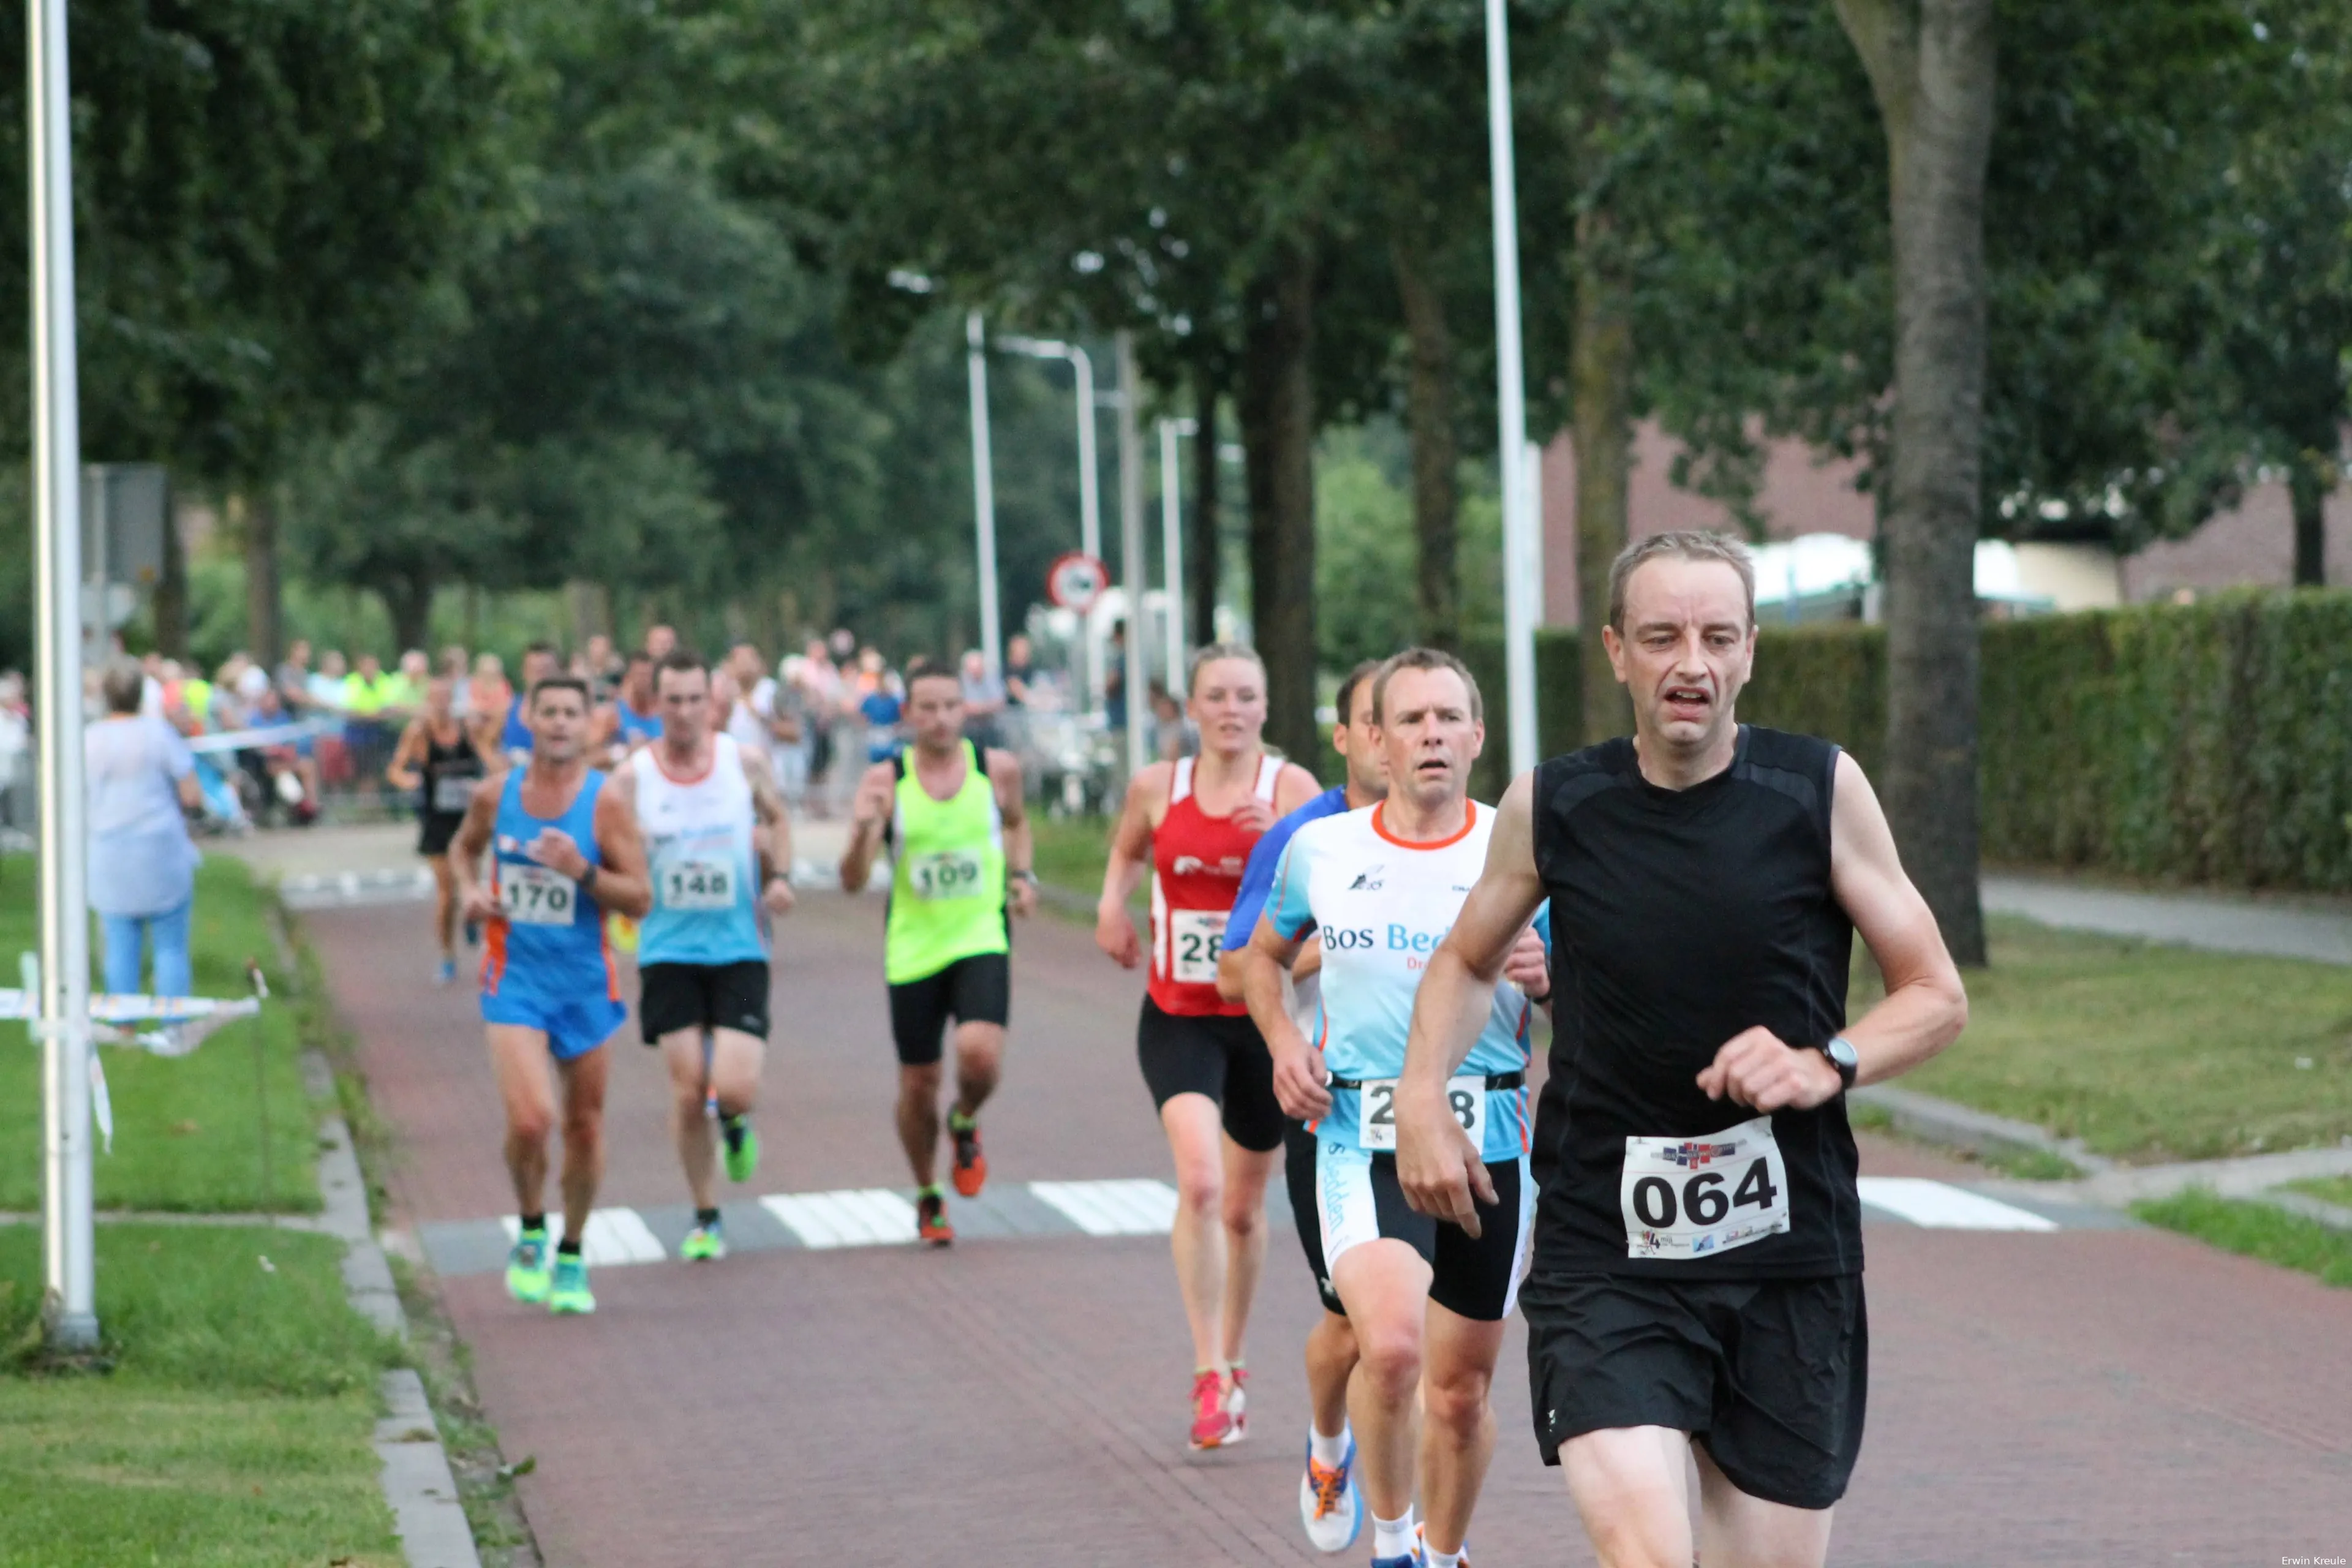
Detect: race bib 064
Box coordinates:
(1620, 1114, 1790, 1261)
(1357, 1076, 1487, 1154)
(499, 862, 577, 926)
(660, 858, 735, 911)
(908, 850, 986, 899)
(1169, 909, 1226, 985)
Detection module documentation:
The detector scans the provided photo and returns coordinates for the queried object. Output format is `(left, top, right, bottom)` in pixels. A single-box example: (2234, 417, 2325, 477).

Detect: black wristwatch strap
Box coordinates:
(578, 862, 598, 894)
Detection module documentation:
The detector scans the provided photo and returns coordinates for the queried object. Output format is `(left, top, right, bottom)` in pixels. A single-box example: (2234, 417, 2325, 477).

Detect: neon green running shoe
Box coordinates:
(721, 1117, 760, 1184)
(505, 1228, 552, 1304)
(547, 1251, 595, 1315)
(680, 1220, 727, 1262)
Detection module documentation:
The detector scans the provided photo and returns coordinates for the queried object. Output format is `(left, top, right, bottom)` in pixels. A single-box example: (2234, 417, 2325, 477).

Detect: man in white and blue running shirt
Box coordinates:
(611, 648, 797, 1264)
(1235, 648, 1550, 1568)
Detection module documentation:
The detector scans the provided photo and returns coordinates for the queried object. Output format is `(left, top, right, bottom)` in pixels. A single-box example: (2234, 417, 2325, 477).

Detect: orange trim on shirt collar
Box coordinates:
(1369, 799, 1478, 851)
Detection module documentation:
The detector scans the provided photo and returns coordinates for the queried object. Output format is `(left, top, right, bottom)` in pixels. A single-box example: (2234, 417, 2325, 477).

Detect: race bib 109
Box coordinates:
(1357, 1076, 1487, 1154)
(908, 850, 986, 899)
(499, 863, 577, 926)
(1169, 908, 1227, 985)
(1620, 1114, 1789, 1261)
(660, 858, 735, 910)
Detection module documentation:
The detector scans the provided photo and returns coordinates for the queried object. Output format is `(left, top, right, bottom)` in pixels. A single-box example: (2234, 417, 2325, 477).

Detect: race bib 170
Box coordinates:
(1620, 1114, 1790, 1261)
(499, 863, 577, 926)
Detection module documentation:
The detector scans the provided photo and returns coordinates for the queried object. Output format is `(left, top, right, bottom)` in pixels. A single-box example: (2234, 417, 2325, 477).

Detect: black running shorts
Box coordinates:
(1136, 997, 1283, 1153)
(1284, 1118, 1343, 1316)
(639, 960, 772, 1044)
(887, 951, 1011, 1066)
(1523, 1271, 1868, 1510)
(418, 810, 466, 859)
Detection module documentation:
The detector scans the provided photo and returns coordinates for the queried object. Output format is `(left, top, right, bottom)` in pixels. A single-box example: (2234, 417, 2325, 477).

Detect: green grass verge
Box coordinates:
(0, 855, 317, 1213)
(2283, 1175, 2352, 1209)
(0, 1221, 401, 1566)
(2133, 1189, 2352, 1287)
(1858, 916, 2352, 1164)
(1030, 815, 1114, 901)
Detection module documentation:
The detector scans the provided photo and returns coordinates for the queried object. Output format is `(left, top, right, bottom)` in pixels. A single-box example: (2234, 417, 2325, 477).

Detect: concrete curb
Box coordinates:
(2250, 1188, 2352, 1234)
(2075, 1144, 2352, 1206)
(1850, 1083, 2116, 1175)
(303, 1047, 483, 1568)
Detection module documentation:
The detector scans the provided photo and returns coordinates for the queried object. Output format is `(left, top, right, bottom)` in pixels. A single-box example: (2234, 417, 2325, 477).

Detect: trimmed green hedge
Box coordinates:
(1460, 590, 2352, 891)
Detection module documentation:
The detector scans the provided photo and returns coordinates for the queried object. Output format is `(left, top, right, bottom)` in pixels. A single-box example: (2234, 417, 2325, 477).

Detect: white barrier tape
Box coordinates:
(185, 718, 337, 755)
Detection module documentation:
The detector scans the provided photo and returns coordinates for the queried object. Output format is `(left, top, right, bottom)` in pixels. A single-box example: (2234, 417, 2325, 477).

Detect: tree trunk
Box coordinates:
(1238, 247, 1320, 766)
(152, 490, 188, 658)
(1834, 0, 1996, 967)
(380, 574, 435, 656)
(1393, 234, 1460, 651)
(241, 493, 283, 668)
(2290, 456, 2328, 587)
(1572, 211, 1637, 744)
(1189, 377, 1222, 651)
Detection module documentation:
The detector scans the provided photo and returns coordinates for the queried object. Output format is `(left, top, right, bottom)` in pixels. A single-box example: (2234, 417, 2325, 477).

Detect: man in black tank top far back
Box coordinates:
(1390, 531, 1969, 1568)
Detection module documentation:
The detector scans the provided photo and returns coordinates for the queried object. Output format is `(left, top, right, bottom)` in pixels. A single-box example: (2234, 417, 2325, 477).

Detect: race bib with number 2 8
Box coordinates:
(1169, 909, 1227, 984)
(1357, 1076, 1487, 1154)
(1620, 1114, 1789, 1261)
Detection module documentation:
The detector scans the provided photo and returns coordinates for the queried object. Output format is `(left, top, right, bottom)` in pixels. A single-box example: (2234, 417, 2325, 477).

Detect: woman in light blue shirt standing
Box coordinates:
(86, 660, 202, 997)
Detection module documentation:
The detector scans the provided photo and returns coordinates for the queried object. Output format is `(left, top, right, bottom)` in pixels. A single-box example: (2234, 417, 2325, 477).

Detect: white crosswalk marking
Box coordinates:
(1858, 1177, 2058, 1231)
(1029, 1178, 1180, 1236)
(499, 1207, 669, 1264)
(762, 1188, 919, 1248)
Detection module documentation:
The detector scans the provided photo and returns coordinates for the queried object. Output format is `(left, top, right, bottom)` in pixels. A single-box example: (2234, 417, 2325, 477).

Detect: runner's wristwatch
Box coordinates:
(1814, 1034, 1859, 1091)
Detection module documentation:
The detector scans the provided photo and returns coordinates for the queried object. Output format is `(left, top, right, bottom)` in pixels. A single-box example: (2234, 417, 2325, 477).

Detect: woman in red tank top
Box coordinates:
(1097, 644, 1322, 1450)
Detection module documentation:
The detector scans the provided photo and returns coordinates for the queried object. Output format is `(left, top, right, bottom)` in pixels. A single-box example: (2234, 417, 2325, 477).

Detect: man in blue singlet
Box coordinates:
(611, 648, 797, 1262)
(500, 643, 560, 763)
(598, 650, 664, 765)
(450, 675, 652, 1316)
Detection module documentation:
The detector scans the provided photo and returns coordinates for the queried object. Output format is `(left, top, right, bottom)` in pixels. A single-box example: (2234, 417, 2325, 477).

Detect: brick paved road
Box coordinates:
(308, 889, 2352, 1567)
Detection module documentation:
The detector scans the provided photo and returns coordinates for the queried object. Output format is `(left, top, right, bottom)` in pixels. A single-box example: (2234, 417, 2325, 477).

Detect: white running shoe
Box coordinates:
(1298, 1431, 1363, 1553)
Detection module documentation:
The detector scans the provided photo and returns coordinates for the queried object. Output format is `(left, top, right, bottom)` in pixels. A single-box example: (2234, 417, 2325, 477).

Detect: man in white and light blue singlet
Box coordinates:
(1234, 648, 1551, 1568)
(613, 648, 797, 1263)
(450, 676, 653, 1317)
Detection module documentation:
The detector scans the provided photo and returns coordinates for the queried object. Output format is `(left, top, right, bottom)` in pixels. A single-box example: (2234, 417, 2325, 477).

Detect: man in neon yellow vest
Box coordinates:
(839, 661, 1036, 1246)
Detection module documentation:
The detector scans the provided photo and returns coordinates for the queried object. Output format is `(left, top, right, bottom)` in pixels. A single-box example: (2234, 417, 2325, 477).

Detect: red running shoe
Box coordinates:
(1189, 1368, 1242, 1450)
(949, 1115, 988, 1198)
(917, 1191, 955, 1246)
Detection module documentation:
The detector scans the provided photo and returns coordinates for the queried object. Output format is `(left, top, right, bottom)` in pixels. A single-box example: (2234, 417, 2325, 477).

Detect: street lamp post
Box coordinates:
(29, 0, 96, 1350)
(965, 312, 1003, 679)
(1485, 0, 1542, 775)
(1115, 334, 1150, 779)
(997, 334, 1107, 718)
(1157, 418, 1196, 696)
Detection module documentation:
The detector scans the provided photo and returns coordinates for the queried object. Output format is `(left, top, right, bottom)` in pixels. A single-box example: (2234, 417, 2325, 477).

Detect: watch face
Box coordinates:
(1828, 1038, 1859, 1069)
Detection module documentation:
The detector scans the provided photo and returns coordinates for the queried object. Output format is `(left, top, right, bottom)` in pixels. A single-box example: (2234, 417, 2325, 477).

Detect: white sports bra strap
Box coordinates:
(1254, 754, 1281, 802)
(1172, 756, 1195, 804)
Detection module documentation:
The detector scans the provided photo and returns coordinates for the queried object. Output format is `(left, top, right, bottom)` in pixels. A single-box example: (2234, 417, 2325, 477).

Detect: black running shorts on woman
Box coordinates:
(1136, 997, 1284, 1153)
(1525, 727, 1867, 1506)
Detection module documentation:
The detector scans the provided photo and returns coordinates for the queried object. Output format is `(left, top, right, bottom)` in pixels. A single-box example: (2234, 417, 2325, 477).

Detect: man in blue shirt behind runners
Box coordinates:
(450, 675, 652, 1316)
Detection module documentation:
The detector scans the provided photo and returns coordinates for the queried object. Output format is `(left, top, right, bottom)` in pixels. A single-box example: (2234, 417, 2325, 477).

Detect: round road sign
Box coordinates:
(1046, 551, 1110, 612)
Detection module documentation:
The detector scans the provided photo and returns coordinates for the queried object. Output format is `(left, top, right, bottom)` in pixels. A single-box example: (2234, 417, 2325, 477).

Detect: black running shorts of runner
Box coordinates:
(639, 960, 772, 1044)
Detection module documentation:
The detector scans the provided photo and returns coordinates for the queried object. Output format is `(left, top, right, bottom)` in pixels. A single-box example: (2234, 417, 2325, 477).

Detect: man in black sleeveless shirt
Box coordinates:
(1393, 532, 1967, 1568)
